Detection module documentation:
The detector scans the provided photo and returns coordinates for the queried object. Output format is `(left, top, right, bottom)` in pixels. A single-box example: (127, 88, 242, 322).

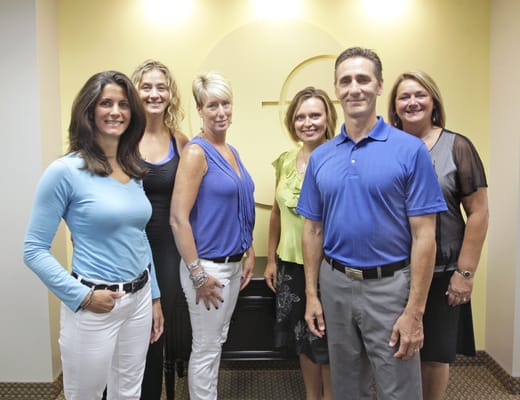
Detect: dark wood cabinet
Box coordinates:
(222, 275, 291, 360)
(173, 257, 292, 373)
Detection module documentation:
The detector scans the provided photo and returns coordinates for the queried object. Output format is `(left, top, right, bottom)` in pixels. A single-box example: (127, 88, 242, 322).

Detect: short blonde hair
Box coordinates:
(192, 71, 233, 109)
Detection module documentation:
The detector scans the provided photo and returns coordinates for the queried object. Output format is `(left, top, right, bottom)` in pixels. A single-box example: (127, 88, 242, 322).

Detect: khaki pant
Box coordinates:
(320, 261, 422, 400)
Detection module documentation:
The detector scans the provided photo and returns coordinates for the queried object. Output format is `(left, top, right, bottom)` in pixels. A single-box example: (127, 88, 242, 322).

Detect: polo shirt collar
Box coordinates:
(338, 116, 388, 144)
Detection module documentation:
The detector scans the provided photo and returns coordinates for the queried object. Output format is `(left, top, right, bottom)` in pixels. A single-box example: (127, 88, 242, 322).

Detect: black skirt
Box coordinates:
(274, 257, 329, 364)
(421, 270, 476, 363)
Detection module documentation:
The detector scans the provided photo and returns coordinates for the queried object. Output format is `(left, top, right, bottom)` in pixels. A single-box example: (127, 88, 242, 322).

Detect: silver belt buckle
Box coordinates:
(344, 267, 364, 280)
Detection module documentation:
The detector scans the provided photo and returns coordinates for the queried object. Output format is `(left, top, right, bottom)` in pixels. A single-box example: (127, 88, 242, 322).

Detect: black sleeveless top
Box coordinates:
(143, 138, 179, 242)
(142, 136, 190, 364)
(142, 137, 183, 312)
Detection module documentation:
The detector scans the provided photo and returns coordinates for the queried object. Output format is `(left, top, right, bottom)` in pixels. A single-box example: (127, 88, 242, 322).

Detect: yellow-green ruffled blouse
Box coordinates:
(273, 148, 305, 265)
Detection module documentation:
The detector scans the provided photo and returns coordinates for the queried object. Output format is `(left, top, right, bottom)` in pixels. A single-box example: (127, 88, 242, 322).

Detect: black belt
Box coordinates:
(206, 253, 244, 263)
(72, 266, 149, 293)
(325, 256, 409, 280)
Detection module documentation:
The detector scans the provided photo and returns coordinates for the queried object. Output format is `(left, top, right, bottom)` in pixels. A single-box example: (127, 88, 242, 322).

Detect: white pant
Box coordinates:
(59, 279, 152, 400)
(180, 259, 242, 400)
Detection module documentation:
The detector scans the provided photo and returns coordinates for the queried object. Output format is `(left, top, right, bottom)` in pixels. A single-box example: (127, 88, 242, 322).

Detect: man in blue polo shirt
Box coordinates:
(297, 47, 447, 399)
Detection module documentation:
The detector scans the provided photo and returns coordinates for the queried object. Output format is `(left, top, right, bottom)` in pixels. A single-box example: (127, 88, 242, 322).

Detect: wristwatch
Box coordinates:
(456, 268, 474, 279)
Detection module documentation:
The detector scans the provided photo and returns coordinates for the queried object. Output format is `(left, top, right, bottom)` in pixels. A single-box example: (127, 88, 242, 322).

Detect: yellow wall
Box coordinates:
(57, 0, 490, 347)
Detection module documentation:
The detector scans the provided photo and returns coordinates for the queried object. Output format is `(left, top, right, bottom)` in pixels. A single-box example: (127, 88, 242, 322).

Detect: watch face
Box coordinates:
(459, 269, 472, 279)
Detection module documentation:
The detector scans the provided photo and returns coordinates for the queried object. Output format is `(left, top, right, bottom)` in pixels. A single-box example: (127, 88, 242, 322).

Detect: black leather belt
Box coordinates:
(72, 266, 149, 293)
(325, 256, 410, 280)
(206, 253, 244, 263)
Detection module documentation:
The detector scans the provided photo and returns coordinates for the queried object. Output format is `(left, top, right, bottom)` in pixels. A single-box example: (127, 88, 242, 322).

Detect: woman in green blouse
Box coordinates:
(264, 87, 337, 400)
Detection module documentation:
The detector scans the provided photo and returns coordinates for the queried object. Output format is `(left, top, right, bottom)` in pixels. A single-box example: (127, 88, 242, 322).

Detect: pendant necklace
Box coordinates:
(422, 127, 438, 151)
(298, 149, 310, 175)
(298, 160, 307, 175)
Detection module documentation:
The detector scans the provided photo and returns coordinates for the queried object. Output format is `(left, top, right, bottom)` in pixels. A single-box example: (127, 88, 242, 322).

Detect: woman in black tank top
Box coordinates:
(132, 60, 189, 400)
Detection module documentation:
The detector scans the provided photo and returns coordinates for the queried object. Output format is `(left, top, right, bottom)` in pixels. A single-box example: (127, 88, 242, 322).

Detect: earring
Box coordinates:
(393, 111, 400, 127)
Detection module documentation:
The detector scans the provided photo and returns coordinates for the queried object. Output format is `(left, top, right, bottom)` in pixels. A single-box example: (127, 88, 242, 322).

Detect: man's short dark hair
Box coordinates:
(334, 47, 383, 83)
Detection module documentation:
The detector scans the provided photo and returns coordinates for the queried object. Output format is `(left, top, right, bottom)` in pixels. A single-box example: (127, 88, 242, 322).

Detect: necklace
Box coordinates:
(421, 128, 437, 142)
(421, 127, 440, 151)
(421, 127, 438, 151)
(298, 149, 310, 175)
(298, 160, 307, 175)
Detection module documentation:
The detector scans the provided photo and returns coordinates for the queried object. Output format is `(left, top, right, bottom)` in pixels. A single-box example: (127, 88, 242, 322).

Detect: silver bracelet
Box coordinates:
(193, 274, 208, 290)
(190, 269, 207, 285)
(187, 258, 201, 271)
(80, 288, 94, 310)
(190, 268, 208, 289)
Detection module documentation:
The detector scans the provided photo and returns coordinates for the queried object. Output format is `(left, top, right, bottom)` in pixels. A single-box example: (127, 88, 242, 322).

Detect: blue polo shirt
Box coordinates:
(296, 117, 447, 267)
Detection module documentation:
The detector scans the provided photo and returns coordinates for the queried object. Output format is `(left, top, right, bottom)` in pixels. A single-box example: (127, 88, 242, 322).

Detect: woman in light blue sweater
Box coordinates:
(23, 71, 163, 400)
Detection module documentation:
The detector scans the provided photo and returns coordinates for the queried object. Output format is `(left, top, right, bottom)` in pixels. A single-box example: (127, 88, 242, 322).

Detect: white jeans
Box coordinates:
(180, 259, 242, 400)
(59, 279, 152, 400)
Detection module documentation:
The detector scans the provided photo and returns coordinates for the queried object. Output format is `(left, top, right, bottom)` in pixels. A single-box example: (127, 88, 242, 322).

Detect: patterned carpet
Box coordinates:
(168, 359, 520, 400)
(445, 364, 520, 400)
(4, 356, 519, 399)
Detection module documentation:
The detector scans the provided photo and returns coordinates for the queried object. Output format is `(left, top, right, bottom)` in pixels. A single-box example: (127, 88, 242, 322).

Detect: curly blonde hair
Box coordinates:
(131, 59, 184, 132)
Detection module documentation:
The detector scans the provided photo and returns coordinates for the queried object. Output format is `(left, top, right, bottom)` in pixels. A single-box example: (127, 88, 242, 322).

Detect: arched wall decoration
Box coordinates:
(189, 20, 343, 206)
(276, 54, 339, 129)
